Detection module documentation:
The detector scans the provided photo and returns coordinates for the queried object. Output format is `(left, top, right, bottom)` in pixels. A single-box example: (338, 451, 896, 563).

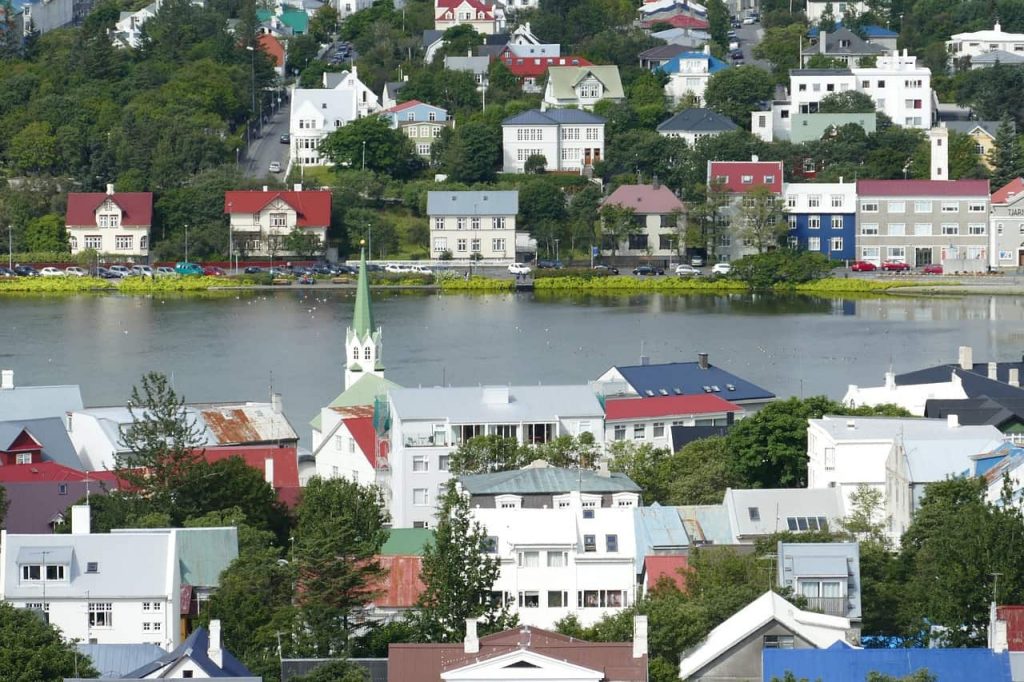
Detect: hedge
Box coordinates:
(532, 275, 748, 291)
(439, 275, 514, 291)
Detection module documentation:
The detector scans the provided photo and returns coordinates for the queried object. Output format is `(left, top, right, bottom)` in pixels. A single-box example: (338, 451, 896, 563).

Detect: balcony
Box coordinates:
(804, 596, 848, 617)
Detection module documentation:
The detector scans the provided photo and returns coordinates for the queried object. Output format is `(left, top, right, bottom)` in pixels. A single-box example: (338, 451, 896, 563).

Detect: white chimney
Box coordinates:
(947, 414, 959, 428)
(293, 183, 303, 192)
(0, 369, 13, 390)
(929, 126, 949, 181)
(105, 183, 115, 195)
(884, 371, 895, 390)
(819, 30, 827, 55)
(597, 459, 611, 477)
(271, 392, 283, 414)
(988, 362, 998, 380)
(464, 618, 479, 653)
(71, 505, 91, 535)
(208, 619, 224, 669)
(991, 603, 1008, 653)
(264, 457, 275, 485)
(262, 185, 269, 192)
(751, 154, 759, 162)
(958, 345, 973, 371)
(633, 615, 649, 658)
(1010, 368, 1020, 387)
(703, 43, 710, 55)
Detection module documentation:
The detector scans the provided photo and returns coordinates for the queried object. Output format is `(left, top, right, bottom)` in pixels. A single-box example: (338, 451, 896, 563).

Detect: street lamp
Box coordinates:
(361, 140, 366, 171)
(246, 44, 257, 121)
(366, 223, 372, 260)
(554, 238, 560, 263)
(227, 202, 234, 274)
(7, 225, 12, 270)
(184, 223, 190, 263)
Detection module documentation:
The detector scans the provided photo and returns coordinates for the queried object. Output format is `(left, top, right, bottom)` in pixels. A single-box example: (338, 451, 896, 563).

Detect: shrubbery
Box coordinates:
(729, 251, 836, 289)
(438, 274, 513, 291)
(533, 275, 746, 291)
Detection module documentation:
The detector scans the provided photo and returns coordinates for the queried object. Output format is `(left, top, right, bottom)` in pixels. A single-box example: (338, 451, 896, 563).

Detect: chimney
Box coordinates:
(293, 183, 302, 192)
(105, 183, 115, 195)
(819, 30, 826, 55)
(958, 345, 973, 371)
(884, 371, 895, 390)
(272, 392, 283, 414)
(947, 413, 959, 428)
(208, 619, 224, 669)
(698, 352, 709, 370)
(633, 615, 649, 658)
(751, 154, 759, 162)
(262, 185, 269, 192)
(464, 618, 479, 653)
(991, 603, 1008, 653)
(1010, 368, 1020, 387)
(928, 126, 949, 181)
(0, 369, 13, 390)
(652, 173, 660, 190)
(988, 362, 998, 380)
(597, 459, 611, 477)
(264, 457, 275, 485)
(702, 43, 710, 55)
(71, 505, 91, 535)
(640, 355, 650, 366)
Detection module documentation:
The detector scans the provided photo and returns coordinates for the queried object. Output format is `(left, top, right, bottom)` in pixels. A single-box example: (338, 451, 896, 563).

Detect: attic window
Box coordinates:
(711, 385, 721, 392)
(505, 661, 540, 668)
(748, 507, 760, 521)
(58, 484, 68, 495)
(321, 103, 327, 109)
(726, 384, 736, 391)
(703, 385, 712, 393)
(86, 562, 99, 573)
(673, 387, 682, 394)
(658, 389, 669, 396)
(645, 390, 655, 396)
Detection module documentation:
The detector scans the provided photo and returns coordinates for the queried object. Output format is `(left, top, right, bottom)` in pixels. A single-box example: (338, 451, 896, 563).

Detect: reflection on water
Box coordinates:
(1, 291, 1020, 447)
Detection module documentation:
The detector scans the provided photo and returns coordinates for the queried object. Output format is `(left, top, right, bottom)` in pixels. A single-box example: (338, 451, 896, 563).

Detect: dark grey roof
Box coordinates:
(639, 43, 689, 60)
(77, 643, 166, 678)
(422, 29, 442, 48)
(0, 417, 83, 469)
(898, 361, 1024, 401)
(125, 627, 253, 678)
(2, 480, 113, 533)
(802, 27, 884, 56)
(281, 658, 387, 682)
(476, 44, 505, 58)
(502, 108, 607, 126)
(669, 424, 732, 452)
(945, 120, 1004, 137)
(483, 32, 509, 45)
(924, 395, 1024, 428)
(383, 81, 406, 99)
(612, 360, 776, 402)
(657, 107, 739, 133)
(460, 466, 641, 495)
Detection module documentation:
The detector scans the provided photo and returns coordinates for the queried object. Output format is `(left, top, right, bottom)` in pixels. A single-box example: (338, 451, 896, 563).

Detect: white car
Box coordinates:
(155, 266, 177, 277)
(269, 161, 282, 173)
(384, 263, 411, 273)
(64, 266, 88, 277)
(508, 263, 532, 275)
(675, 264, 702, 277)
(109, 265, 131, 277)
(742, 15, 756, 24)
(131, 265, 154, 277)
(410, 265, 433, 275)
(39, 267, 66, 277)
(711, 263, 732, 275)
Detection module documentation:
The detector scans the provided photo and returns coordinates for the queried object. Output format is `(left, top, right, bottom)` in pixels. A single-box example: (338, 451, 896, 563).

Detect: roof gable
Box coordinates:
(442, 649, 604, 680)
(224, 190, 331, 226)
(66, 192, 153, 227)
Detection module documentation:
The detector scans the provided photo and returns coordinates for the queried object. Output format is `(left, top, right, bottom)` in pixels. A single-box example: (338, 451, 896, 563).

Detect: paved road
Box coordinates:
(736, 22, 773, 72)
(242, 105, 291, 180)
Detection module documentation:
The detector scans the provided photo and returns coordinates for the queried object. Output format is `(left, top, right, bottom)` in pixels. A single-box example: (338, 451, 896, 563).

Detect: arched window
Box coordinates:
(139, 235, 148, 250)
(364, 346, 372, 360)
(68, 237, 78, 250)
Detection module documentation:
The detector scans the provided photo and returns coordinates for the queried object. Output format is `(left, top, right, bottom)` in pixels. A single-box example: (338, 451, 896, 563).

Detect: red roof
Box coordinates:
(388, 627, 647, 682)
(342, 415, 379, 467)
(223, 190, 331, 227)
(66, 191, 153, 227)
(501, 54, 592, 78)
(643, 555, 690, 591)
(998, 606, 1024, 651)
(992, 177, 1024, 204)
(642, 14, 708, 28)
(601, 184, 686, 214)
(383, 99, 425, 113)
(258, 34, 285, 68)
(0, 462, 119, 483)
(708, 160, 784, 194)
(371, 555, 426, 608)
(605, 394, 741, 421)
(436, 0, 494, 16)
(856, 179, 990, 197)
(204, 444, 300, 493)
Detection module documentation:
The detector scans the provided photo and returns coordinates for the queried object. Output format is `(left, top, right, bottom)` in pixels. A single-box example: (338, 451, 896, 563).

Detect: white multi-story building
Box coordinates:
(461, 465, 641, 627)
(65, 185, 152, 258)
(434, 0, 504, 34)
(384, 385, 606, 528)
(501, 109, 606, 173)
(289, 68, 377, 167)
(322, 68, 381, 118)
(427, 191, 519, 260)
(947, 22, 1024, 70)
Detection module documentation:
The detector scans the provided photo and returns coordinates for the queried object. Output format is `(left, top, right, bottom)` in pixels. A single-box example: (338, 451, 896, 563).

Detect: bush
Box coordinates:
(532, 275, 747, 291)
(116, 276, 242, 292)
(0, 276, 113, 292)
(438, 275, 513, 291)
(729, 251, 835, 289)
(369, 273, 434, 286)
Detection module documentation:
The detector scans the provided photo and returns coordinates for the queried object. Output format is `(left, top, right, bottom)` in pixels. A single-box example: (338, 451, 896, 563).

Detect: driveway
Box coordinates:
(242, 103, 291, 180)
(736, 22, 772, 72)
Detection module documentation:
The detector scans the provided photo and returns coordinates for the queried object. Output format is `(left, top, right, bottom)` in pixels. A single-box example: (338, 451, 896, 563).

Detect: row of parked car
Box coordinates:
(0, 263, 228, 279)
(850, 260, 944, 274)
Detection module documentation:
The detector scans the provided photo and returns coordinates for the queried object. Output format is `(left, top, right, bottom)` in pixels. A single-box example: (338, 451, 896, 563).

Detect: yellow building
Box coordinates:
(946, 121, 1003, 170)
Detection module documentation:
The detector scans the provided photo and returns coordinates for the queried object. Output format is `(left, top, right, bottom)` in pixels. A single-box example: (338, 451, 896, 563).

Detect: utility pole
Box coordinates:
(7, 224, 12, 270)
(362, 140, 366, 171)
(184, 224, 190, 263)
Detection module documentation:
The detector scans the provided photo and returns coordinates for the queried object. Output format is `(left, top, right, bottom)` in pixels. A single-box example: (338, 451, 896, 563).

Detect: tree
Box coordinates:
(0, 602, 99, 681)
(434, 24, 483, 62)
(524, 154, 547, 174)
(989, 115, 1024, 189)
(283, 228, 323, 258)
(599, 203, 636, 255)
(291, 659, 370, 682)
(667, 437, 746, 504)
(7, 121, 59, 174)
(413, 482, 515, 642)
(308, 4, 340, 42)
(867, 672, 936, 682)
(705, 0, 730, 50)
(956, 63, 1024, 128)
(818, 90, 877, 113)
(705, 67, 774, 128)
(734, 186, 787, 253)
(22, 214, 68, 253)
(439, 121, 501, 183)
(754, 22, 810, 83)
(292, 477, 390, 656)
(319, 116, 422, 180)
(686, 181, 729, 259)
(518, 180, 567, 249)
(115, 372, 205, 505)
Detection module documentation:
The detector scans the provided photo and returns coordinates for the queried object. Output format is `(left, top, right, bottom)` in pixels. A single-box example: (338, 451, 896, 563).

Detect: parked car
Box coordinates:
(508, 262, 532, 275)
(850, 260, 878, 272)
(882, 260, 911, 272)
(730, 48, 744, 60)
(537, 259, 564, 269)
(108, 265, 132, 277)
(742, 15, 756, 23)
(675, 264, 702, 277)
(131, 265, 154, 277)
(0, 266, 16, 278)
(690, 255, 705, 267)
(64, 266, 88, 277)
(155, 266, 177, 277)
(334, 264, 357, 275)
(93, 266, 115, 278)
(175, 262, 204, 276)
(410, 265, 433, 275)
(268, 161, 282, 173)
(13, 265, 40, 277)
(279, 134, 290, 144)
(711, 262, 733, 275)
(632, 265, 664, 276)
(39, 267, 66, 277)
(923, 263, 944, 274)
(593, 264, 619, 275)
(244, 265, 263, 274)
(365, 263, 384, 272)
(203, 265, 226, 276)
(384, 263, 411, 273)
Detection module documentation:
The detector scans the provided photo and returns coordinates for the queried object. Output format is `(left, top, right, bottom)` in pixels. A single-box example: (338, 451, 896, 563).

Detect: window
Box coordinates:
(471, 238, 480, 252)
(613, 424, 626, 441)
(412, 455, 429, 472)
(741, 175, 753, 184)
(606, 534, 618, 552)
(914, 223, 932, 236)
(830, 237, 843, 252)
(456, 217, 466, 230)
(547, 551, 567, 567)
(653, 422, 665, 438)
(941, 224, 959, 236)
(270, 212, 287, 228)
(913, 201, 932, 213)
(413, 488, 429, 506)
(861, 246, 880, 260)
(831, 194, 844, 208)
(518, 591, 540, 607)
(417, 143, 431, 156)
(89, 602, 113, 628)
(432, 237, 448, 253)
(583, 535, 597, 552)
(968, 223, 986, 235)
(481, 536, 498, 553)
(578, 590, 626, 608)
(860, 223, 878, 235)
(860, 201, 878, 213)
(808, 216, 821, 230)
(808, 195, 821, 208)
(548, 591, 569, 607)
(585, 127, 600, 141)
(439, 454, 450, 471)
(764, 175, 776, 184)
(809, 237, 821, 251)
(456, 238, 467, 252)
(764, 635, 795, 649)
(888, 223, 906, 236)
(58, 483, 67, 495)
(887, 201, 905, 213)
(517, 551, 540, 568)
(968, 202, 987, 213)
(493, 216, 506, 229)
(471, 217, 480, 230)
(787, 195, 797, 208)
(15, 452, 31, 464)
(633, 423, 645, 439)
(788, 215, 798, 229)
(830, 216, 843, 230)
(21, 564, 65, 582)
(86, 562, 99, 573)
(941, 202, 959, 213)
(364, 346, 371, 360)
(824, 447, 836, 470)
(904, 99, 923, 109)
(748, 507, 760, 522)
(582, 508, 595, 519)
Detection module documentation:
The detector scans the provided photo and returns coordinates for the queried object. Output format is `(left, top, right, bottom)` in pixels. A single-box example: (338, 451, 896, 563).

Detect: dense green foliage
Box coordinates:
(730, 250, 835, 289)
(0, 602, 99, 681)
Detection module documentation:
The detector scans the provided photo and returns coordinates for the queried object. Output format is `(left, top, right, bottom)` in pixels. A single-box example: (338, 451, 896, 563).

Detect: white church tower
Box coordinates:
(345, 244, 383, 390)
(929, 125, 949, 181)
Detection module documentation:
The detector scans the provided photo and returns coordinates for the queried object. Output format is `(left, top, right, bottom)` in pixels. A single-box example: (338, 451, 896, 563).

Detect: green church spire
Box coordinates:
(352, 245, 374, 339)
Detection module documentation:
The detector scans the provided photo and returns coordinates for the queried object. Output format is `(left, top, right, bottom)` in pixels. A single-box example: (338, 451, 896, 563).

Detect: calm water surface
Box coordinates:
(2, 291, 1023, 447)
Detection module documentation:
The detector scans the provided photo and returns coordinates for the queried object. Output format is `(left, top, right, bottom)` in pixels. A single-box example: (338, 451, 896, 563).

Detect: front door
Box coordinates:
(915, 247, 932, 267)
(1019, 249, 1024, 267)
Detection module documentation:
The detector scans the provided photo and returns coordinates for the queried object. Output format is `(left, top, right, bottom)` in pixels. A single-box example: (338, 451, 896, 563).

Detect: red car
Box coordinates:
(202, 265, 226, 276)
(923, 263, 943, 274)
(850, 261, 877, 272)
(882, 260, 911, 272)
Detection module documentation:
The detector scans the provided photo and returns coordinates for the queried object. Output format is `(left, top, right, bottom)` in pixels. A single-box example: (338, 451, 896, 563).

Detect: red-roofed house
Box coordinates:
(991, 177, 1024, 268)
(65, 184, 153, 257)
(204, 445, 301, 506)
(641, 554, 690, 594)
(641, 13, 709, 28)
(605, 393, 739, 448)
(600, 181, 686, 257)
(706, 157, 785, 262)
(856, 178, 991, 269)
(498, 45, 591, 92)
(258, 34, 286, 78)
(224, 187, 331, 257)
(434, 0, 503, 34)
(311, 406, 388, 486)
(387, 622, 649, 682)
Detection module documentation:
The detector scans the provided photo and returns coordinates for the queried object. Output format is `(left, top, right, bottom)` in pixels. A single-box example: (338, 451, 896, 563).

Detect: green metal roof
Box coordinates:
(310, 373, 401, 430)
(460, 467, 641, 495)
(790, 112, 877, 143)
(255, 8, 272, 21)
(352, 247, 374, 340)
(176, 527, 239, 587)
(381, 528, 434, 556)
(279, 8, 308, 33)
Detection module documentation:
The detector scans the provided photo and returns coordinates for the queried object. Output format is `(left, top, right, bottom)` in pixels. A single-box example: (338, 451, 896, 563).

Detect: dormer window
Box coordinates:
(496, 494, 522, 509)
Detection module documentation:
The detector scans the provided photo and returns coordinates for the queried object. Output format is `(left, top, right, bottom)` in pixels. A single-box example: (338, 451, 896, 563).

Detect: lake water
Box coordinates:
(3, 290, 1024, 447)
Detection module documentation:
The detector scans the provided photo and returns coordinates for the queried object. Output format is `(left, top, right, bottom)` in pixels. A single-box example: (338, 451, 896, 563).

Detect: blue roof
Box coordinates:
(502, 108, 607, 126)
(613, 361, 775, 402)
(656, 52, 728, 76)
(125, 627, 253, 678)
(634, 503, 689, 568)
(0, 417, 84, 470)
(762, 647, 1012, 682)
(78, 644, 166, 678)
(808, 23, 897, 38)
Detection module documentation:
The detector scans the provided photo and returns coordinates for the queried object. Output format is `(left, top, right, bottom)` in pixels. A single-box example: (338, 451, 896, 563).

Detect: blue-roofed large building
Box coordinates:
(501, 108, 607, 173)
(657, 47, 728, 106)
(762, 643, 1013, 682)
(595, 352, 776, 411)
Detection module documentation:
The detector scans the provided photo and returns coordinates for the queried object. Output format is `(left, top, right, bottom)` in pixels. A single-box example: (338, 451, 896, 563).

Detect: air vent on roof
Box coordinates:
(645, 390, 655, 396)
(86, 562, 99, 573)
(673, 387, 682, 394)
(703, 386, 712, 393)
(712, 385, 720, 392)
(659, 389, 669, 396)
(726, 384, 736, 391)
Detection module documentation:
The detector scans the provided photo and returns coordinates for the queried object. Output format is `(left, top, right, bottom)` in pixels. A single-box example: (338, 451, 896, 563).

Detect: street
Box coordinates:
(242, 104, 291, 180)
(736, 21, 772, 72)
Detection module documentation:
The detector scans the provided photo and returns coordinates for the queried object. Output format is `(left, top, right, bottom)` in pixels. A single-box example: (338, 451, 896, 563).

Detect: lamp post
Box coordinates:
(361, 140, 366, 171)
(227, 202, 234, 274)
(7, 225, 12, 270)
(554, 238, 560, 263)
(366, 223, 372, 260)
(246, 44, 256, 121)
(184, 223, 190, 263)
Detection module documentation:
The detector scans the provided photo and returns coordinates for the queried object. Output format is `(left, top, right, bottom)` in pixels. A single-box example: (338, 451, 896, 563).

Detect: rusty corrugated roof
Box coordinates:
(199, 404, 298, 445)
